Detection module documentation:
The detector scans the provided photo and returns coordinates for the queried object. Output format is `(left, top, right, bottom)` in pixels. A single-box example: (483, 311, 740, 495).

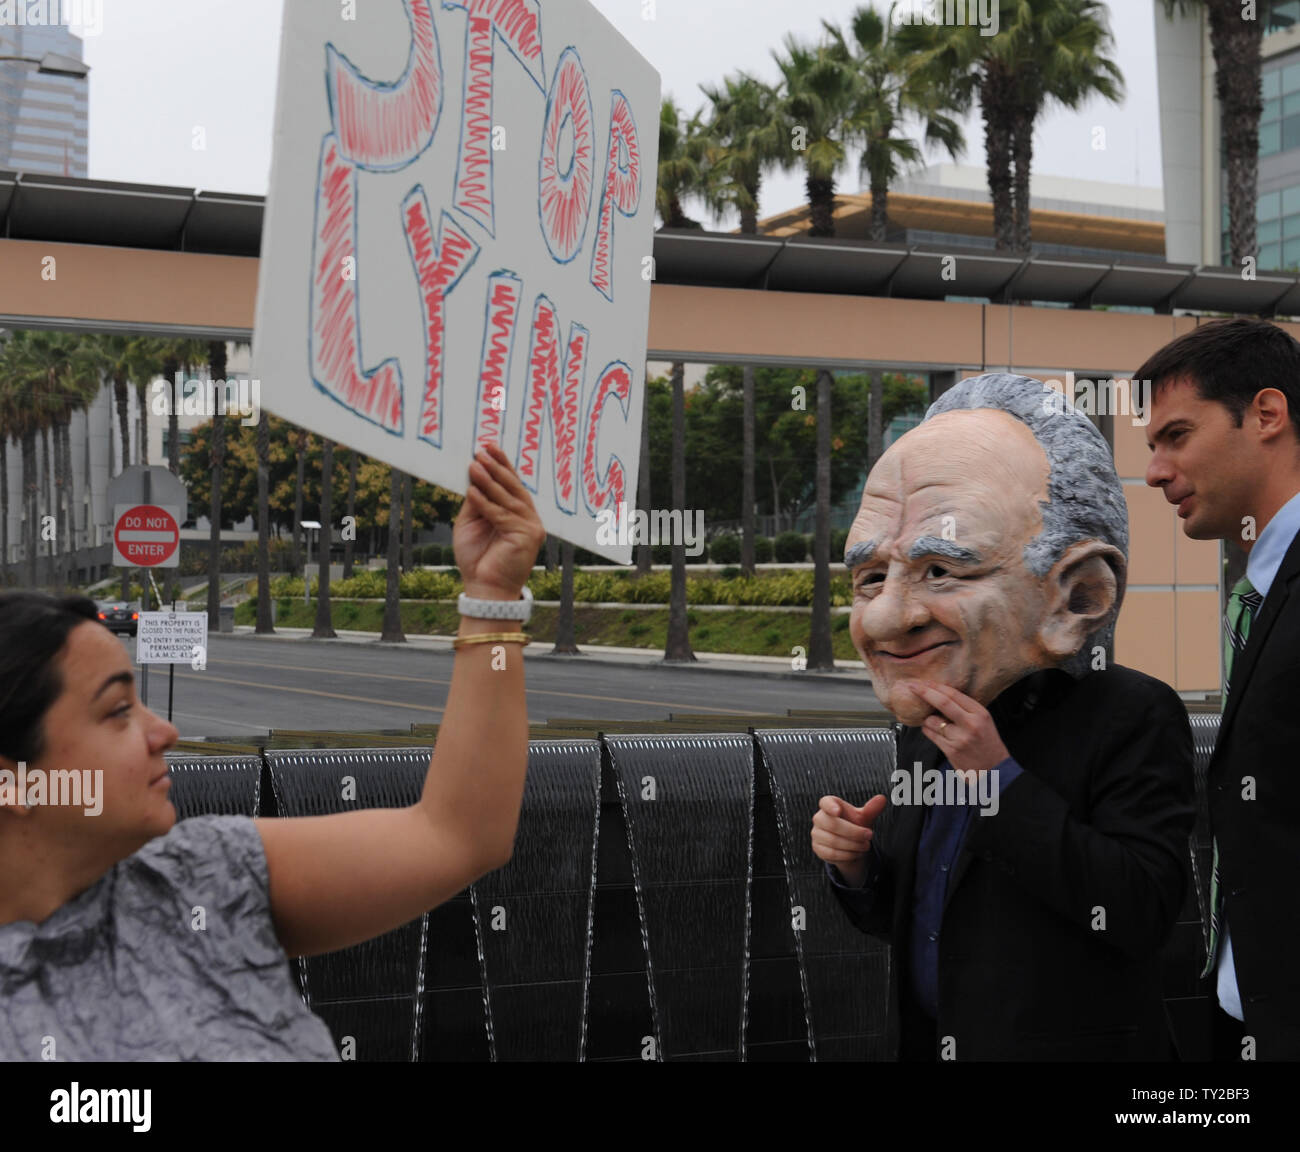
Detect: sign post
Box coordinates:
(254, 0, 661, 563)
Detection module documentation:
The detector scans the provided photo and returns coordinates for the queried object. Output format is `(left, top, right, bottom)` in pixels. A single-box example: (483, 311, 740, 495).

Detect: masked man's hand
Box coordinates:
(901, 680, 1011, 782)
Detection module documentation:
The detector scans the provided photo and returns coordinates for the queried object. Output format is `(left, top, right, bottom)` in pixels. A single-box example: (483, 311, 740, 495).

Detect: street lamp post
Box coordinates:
(301, 520, 322, 606)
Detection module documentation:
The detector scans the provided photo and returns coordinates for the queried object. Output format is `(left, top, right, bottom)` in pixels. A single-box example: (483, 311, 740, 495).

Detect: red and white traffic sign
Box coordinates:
(113, 504, 181, 569)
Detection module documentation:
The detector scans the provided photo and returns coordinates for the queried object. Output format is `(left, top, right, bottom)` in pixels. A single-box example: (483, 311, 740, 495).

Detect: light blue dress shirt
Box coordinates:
(1218, 487, 1300, 1020)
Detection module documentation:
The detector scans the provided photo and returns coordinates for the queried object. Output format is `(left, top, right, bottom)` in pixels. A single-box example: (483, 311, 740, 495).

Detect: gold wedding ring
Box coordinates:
(938, 721, 948, 734)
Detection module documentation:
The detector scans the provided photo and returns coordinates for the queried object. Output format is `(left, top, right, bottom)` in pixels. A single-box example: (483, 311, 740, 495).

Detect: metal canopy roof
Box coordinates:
(5, 171, 1300, 318)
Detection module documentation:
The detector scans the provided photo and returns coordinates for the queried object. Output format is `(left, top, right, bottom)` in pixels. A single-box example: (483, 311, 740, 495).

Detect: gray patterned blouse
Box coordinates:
(0, 815, 340, 1061)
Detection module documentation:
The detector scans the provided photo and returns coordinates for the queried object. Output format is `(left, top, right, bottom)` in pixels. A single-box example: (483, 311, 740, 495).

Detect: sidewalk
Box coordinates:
(228, 624, 871, 684)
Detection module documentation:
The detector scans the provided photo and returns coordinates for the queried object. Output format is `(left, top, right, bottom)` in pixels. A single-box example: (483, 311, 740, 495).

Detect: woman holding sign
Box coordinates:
(0, 444, 545, 1060)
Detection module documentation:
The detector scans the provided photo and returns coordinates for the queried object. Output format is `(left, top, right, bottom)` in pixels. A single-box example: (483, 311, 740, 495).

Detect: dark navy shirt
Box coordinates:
(827, 756, 1022, 1019)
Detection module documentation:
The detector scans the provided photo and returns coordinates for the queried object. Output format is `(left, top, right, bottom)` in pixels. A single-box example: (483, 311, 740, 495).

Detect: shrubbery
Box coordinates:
(774, 531, 808, 563)
(708, 534, 740, 564)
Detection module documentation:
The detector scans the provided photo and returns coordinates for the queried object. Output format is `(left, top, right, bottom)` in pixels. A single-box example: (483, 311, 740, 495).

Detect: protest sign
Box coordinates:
(254, 0, 661, 563)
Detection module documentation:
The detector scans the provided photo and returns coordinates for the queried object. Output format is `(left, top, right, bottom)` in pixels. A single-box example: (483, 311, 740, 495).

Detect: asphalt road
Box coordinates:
(119, 633, 882, 739)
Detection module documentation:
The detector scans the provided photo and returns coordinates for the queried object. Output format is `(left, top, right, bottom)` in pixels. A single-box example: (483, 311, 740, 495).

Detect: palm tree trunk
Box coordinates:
(1208, 1, 1263, 265)
(665, 361, 694, 662)
(553, 540, 579, 653)
(41, 425, 54, 587)
(381, 467, 406, 642)
(293, 428, 307, 574)
(983, 70, 1015, 252)
(59, 420, 73, 588)
(164, 355, 180, 475)
(806, 174, 837, 238)
(544, 533, 558, 571)
(136, 384, 149, 468)
(741, 364, 756, 575)
(868, 178, 888, 243)
(869, 370, 884, 469)
(1011, 102, 1035, 254)
(809, 369, 834, 670)
(313, 438, 337, 638)
(401, 470, 414, 570)
(0, 436, 9, 586)
(343, 449, 357, 579)
(636, 374, 652, 575)
(206, 341, 227, 633)
(22, 430, 37, 587)
(112, 371, 130, 474)
(256, 412, 274, 634)
(53, 419, 69, 592)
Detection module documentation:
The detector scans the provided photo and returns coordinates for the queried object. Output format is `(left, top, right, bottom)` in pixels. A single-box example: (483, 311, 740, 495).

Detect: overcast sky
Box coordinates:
(83, 0, 1163, 222)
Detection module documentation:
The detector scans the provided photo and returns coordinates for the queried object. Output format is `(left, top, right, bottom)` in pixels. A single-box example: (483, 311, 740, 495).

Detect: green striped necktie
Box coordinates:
(1202, 575, 1264, 979)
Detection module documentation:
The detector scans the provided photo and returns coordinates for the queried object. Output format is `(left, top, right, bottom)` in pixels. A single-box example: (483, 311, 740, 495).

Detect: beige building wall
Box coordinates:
(4, 241, 1264, 695)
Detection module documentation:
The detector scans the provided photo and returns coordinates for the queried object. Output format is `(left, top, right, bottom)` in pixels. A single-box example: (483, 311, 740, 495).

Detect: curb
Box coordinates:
(224, 625, 871, 685)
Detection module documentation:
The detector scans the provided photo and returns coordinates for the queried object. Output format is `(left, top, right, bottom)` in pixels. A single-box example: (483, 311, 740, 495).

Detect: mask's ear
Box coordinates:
(1037, 539, 1124, 663)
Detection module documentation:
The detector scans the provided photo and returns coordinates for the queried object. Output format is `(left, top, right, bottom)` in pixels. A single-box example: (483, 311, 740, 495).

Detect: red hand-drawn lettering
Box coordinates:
(327, 0, 443, 171)
(445, 0, 545, 236)
(516, 296, 585, 513)
(590, 91, 641, 301)
(538, 47, 595, 263)
(474, 271, 523, 451)
(582, 360, 632, 514)
(402, 186, 481, 446)
(310, 134, 404, 432)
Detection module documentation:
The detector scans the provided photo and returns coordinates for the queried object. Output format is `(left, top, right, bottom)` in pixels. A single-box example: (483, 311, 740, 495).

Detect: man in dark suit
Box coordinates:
(1139, 317, 1300, 1061)
(812, 372, 1195, 1061)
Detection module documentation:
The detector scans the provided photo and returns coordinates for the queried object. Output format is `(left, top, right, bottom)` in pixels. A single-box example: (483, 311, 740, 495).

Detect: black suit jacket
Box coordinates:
(1208, 527, 1300, 1059)
(829, 665, 1194, 1060)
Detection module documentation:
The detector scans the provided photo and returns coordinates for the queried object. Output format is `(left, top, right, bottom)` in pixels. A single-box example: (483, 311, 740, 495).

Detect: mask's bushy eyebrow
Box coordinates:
(908, 537, 983, 565)
(844, 539, 877, 569)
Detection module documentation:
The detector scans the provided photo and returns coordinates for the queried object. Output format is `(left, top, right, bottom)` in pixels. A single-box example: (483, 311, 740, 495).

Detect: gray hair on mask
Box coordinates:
(923, 372, 1129, 671)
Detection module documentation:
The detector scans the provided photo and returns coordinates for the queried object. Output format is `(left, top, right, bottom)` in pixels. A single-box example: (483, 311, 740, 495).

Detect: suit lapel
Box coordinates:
(1213, 527, 1300, 763)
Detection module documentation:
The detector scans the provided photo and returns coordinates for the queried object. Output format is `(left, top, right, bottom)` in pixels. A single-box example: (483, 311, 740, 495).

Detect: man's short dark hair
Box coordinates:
(0, 592, 101, 764)
(1134, 317, 1300, 436)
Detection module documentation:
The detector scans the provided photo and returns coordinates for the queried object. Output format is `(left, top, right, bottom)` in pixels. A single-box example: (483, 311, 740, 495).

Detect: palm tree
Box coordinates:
(99, 334, 141, 474)
(700, 72, 786, 574)
(343, 448, 358, 579)
(664, 361, 695, 663)
(656, 97, 708, 230)
(1159, 0, 1261, 266)
(292, 427, 308, 575)
(401, 470, 414, 571)
(895, 0, 1121, 253)
(206, 340, 227, 633)
(636, 372, 652, 575)
(835, 7, 964, 242)
(312, 438, 338, 639)
(807, 369, 835, 671)
(773, 31, 859, 237)
(255, 408, 275, 634)
(380, 465, 405, 643)
(552, 540, 580, 654)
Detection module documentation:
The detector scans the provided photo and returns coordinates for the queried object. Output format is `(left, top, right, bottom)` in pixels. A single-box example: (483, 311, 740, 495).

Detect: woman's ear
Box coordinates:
(1037, 540, 1124, 662)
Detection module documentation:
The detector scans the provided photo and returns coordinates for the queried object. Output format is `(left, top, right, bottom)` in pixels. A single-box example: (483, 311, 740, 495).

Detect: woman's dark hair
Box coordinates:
(1134, 317, 1300, 436)
(0, 592, 101, 764)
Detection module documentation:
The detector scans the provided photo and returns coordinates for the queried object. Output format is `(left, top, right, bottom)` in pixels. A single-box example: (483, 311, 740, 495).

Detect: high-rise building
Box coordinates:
(1156, 1, 1300, 270)
(0, 20, 88, 177)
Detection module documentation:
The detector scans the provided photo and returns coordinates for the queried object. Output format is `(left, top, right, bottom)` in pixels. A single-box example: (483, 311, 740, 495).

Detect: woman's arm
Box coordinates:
(256, 444, 546, 958)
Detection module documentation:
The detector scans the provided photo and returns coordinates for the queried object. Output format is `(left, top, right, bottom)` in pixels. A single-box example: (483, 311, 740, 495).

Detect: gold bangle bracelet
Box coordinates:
(452, 632, 531, 650)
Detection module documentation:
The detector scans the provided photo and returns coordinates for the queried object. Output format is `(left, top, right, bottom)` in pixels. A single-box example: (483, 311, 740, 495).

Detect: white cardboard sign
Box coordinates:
(254, 0, 661, 563)
(136, 612, 209, 666)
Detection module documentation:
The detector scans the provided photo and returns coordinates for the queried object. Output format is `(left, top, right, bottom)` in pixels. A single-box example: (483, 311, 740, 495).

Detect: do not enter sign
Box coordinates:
(113, 504, 181, 569)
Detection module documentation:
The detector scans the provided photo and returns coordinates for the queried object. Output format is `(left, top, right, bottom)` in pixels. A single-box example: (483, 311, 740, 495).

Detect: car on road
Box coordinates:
(96, 600, 140, 637)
